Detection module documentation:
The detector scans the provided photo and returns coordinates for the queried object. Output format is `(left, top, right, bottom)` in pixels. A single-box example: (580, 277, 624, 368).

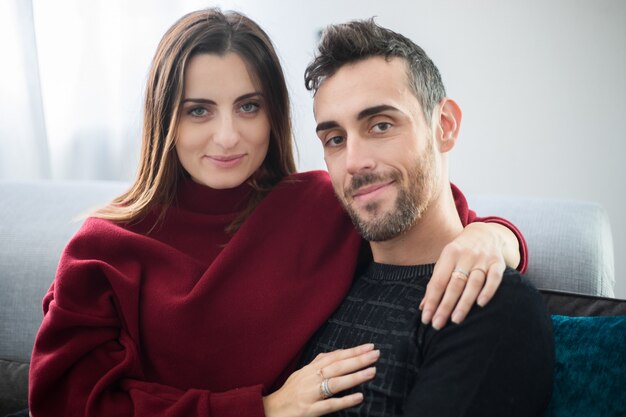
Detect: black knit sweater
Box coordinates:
(302, 262, 433, 416)
(301, 263, 554, 417)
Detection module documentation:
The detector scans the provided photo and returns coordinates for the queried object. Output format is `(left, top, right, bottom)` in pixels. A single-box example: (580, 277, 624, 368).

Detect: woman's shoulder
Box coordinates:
(251, 170, 349, 222)
(276, 170, 333, 196)
(52, 217, 146, 315)
(287, 170, 331, 182)
(64, 216, 146, 260)
(76, 216, 135, 240)
(266, 170, 340, 208)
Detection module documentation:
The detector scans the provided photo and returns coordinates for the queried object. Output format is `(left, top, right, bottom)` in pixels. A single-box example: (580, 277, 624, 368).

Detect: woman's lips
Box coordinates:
(205, 154, 245, 168)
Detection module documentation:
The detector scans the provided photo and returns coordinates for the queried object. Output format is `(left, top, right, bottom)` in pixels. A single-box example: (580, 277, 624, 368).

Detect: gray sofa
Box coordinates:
(0, 180, 620, 415)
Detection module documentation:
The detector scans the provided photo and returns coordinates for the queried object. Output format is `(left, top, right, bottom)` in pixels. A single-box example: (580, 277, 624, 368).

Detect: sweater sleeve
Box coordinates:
(28, 228, 266, 417)
(404, 271, 553, 416)
(451, 183, 528, 273)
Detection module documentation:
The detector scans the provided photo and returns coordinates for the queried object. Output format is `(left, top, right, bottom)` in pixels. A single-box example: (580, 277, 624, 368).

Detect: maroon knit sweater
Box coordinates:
(29, 170, 527, 417)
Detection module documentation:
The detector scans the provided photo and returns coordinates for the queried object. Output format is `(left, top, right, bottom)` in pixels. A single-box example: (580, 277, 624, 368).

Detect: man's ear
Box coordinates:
(434, 98, 462, 153)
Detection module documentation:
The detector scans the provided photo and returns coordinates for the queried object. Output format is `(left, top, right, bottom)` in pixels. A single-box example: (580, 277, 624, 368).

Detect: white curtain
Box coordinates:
(0, 0, 215, 181)
(0, 0, 49, 180)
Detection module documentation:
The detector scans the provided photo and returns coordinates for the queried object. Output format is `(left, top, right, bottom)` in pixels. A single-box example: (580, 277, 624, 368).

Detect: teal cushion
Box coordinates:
(545, 315, 626, 417)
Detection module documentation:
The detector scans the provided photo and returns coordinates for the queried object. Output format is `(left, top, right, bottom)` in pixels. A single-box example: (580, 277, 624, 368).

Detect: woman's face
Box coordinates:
(176, 52, 271, 189)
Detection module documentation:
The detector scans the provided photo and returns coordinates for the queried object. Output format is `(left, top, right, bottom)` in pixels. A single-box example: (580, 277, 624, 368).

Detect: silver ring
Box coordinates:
(320, 378, 333, 399)
(452, 268, 469, 281)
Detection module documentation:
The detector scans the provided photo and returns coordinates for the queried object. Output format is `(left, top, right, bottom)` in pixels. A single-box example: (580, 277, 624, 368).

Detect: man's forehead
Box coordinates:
(313, 57, 417, 123)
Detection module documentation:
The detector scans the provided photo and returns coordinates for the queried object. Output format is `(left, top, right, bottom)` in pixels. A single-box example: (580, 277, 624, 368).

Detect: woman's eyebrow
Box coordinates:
(236, 92, 263, 101)
(181, 98, 215, 105)
(181, 92, 263, 104)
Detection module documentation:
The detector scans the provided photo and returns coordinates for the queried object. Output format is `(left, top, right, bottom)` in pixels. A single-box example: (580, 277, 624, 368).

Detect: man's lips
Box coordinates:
(351, 181, 394, 201)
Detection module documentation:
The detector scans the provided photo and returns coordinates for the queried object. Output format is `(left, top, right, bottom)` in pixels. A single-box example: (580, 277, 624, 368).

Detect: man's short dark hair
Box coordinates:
(305, 18, 446, 121)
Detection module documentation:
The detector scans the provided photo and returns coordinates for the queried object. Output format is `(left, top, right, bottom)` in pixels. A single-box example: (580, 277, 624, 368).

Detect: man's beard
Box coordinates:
(340, 150, 435, 242)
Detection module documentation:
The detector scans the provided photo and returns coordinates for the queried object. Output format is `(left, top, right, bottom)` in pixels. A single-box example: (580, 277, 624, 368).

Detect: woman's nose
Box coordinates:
(213, 114, 240, 149)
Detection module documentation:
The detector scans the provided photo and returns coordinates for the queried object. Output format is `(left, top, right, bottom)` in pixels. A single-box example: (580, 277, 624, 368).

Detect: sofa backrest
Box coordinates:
(0, 182, 617, 365)
(0, 180, 128, 366)
(0, 180, 128, 415)
(468, 194, 615, 297)
(0, 181, 617, 415)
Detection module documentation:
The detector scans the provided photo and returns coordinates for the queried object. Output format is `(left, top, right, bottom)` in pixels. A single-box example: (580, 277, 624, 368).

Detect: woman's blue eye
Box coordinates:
(189, 107, 208, 117)
(240, 102, 260, 113)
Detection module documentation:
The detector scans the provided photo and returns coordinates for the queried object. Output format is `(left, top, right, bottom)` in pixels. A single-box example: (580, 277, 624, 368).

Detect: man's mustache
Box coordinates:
(346, 171, 400, 197)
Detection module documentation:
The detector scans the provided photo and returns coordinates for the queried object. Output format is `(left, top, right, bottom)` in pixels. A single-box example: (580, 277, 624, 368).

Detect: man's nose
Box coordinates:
(345, 135, 376, 175)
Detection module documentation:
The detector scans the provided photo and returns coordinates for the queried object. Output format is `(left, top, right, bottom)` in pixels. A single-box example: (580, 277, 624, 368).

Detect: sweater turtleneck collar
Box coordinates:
(365, 262, 435, 281)
(174, 177, 254, 215)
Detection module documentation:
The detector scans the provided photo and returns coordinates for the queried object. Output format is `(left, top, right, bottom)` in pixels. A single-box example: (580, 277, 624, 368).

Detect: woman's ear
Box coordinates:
(434, 98, 462, 153)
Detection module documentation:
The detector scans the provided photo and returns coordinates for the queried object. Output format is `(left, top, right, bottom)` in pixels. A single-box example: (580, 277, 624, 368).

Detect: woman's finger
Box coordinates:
(325, 366, 376, 396)
(431, 266, 470, 330)
(322, 349, 380, 379)
(312, 343, 375, 368)
(310, 392, 364, 416)
(477, 262, 505, 307)
(420, 246, 458, 324)
(451, 267, 487, 324)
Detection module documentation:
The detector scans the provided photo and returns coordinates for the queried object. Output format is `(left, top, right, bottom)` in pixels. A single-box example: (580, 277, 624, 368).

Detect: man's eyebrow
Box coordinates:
(316, 121, 340, 133)
(316, 105, 400, 133)
(357, 104, 400, 120)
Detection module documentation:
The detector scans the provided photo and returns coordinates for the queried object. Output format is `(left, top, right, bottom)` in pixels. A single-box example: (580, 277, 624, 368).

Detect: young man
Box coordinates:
(301, 20, 554, 416)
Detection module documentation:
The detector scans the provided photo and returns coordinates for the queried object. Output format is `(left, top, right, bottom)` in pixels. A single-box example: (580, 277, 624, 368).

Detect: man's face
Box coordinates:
(314, 56, 439, 242)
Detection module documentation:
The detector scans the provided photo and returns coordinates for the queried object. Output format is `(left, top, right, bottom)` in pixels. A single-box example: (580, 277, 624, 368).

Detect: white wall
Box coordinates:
(19, 0, 625, 297)
(214, 0, 625, 297)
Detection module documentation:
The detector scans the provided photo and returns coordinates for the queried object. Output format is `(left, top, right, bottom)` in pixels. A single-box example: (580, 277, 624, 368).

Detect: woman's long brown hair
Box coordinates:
(92, 9, 296, 232)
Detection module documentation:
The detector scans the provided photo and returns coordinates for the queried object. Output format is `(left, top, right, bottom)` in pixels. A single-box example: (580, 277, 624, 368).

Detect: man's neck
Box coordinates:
(369, 186, 463, 266)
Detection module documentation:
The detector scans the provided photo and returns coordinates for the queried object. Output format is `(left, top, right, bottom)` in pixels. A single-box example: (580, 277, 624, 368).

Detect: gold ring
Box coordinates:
(452, 268, 469, 281)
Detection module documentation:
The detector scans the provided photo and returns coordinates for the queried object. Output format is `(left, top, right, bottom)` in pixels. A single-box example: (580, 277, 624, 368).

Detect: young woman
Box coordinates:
(28, 9, 527, 417)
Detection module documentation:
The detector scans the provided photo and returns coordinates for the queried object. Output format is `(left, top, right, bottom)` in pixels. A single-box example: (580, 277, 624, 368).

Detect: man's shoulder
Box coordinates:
(487, 267, 549, 320)
(501, 267, 538, 293)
